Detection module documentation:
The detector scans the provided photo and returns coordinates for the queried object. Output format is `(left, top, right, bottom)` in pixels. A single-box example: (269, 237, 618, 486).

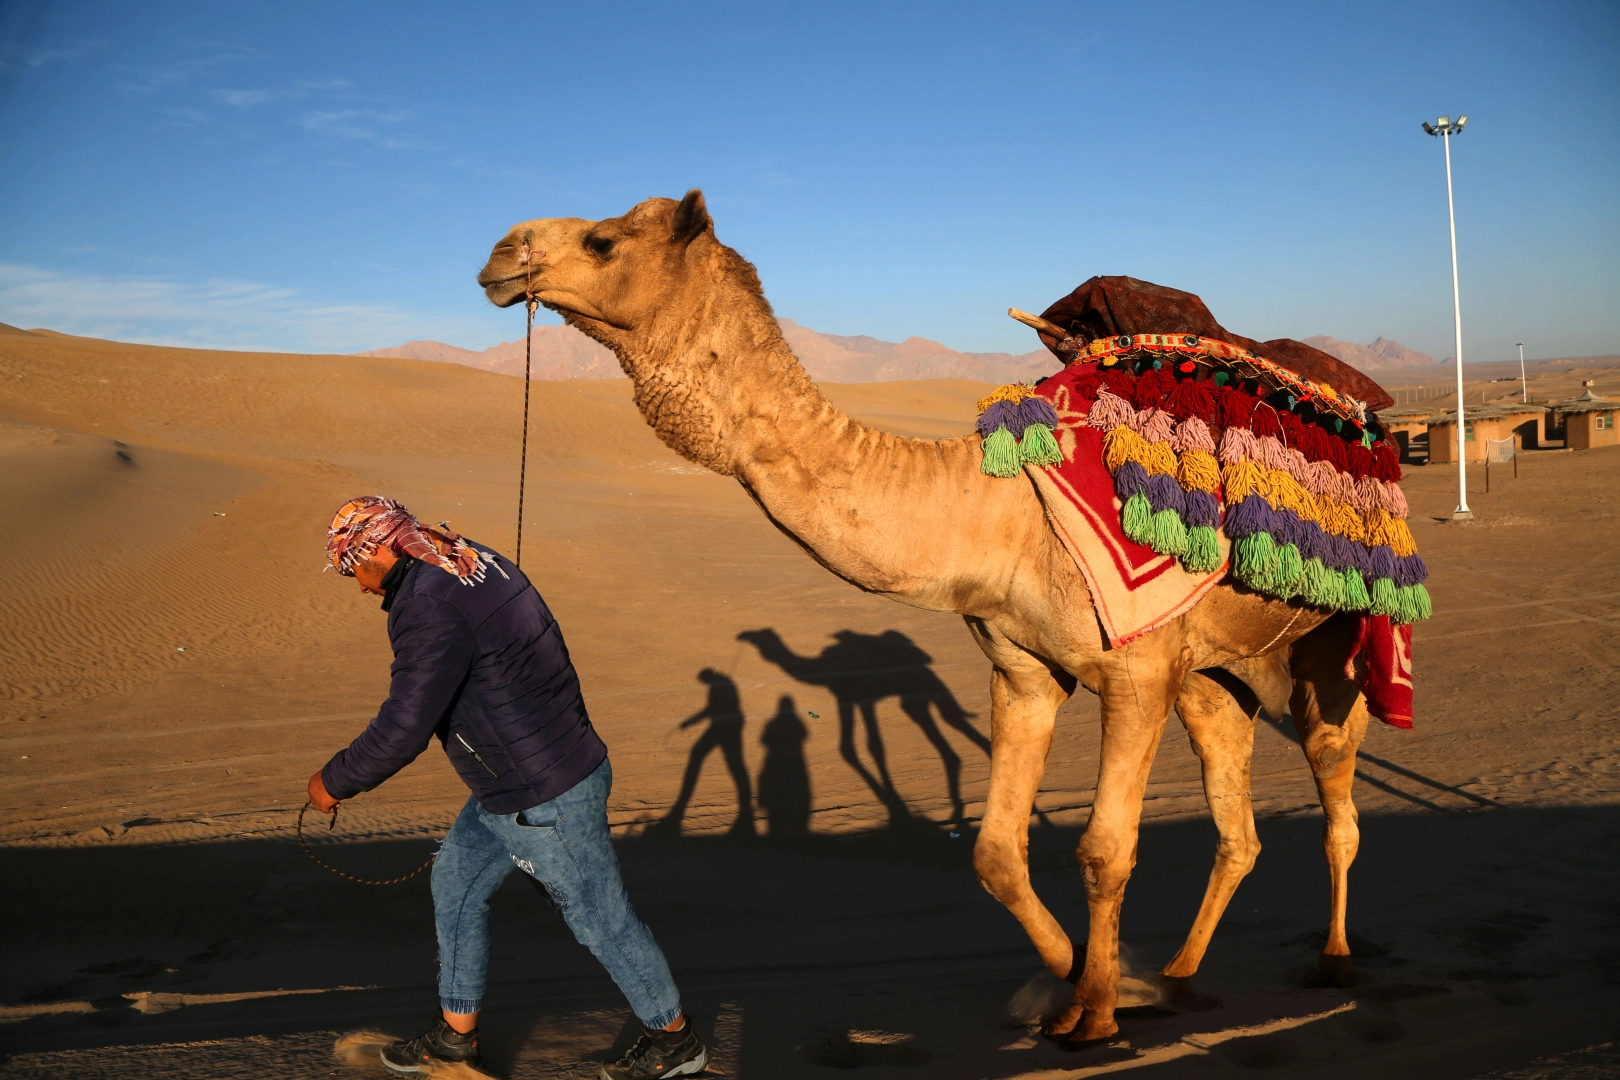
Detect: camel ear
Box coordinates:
(672, 189, 711, 244)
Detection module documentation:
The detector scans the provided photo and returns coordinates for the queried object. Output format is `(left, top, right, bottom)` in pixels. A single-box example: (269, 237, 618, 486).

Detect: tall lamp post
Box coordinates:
(1422, 114, 1471, 520)
(1425, 116, 1477, 521)
(1517, 342, 1527, 403)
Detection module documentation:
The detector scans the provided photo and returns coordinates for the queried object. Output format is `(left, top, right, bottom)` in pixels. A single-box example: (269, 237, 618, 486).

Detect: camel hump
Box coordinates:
(1036, 276, 1394, 412)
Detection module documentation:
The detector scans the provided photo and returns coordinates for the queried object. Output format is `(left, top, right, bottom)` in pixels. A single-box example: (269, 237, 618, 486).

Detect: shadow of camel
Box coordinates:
(738, 628, 986, 829)
(652, 668, 755, 839)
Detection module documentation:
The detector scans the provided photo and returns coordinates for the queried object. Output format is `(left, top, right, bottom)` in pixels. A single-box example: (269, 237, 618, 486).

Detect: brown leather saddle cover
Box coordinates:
(1037, 276, 1394, 412)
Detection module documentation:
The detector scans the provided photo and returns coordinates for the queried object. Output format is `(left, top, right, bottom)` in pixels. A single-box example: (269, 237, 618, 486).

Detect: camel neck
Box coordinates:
(659, 300, 990, 608)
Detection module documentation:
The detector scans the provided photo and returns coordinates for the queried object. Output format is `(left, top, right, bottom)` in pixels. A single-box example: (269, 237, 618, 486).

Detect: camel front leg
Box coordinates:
(1160, 670, 1261, 984)
(1290, 616, 1372, 987)
(966, 620, 1075, 982)
(1058, 635, 1192, 1045)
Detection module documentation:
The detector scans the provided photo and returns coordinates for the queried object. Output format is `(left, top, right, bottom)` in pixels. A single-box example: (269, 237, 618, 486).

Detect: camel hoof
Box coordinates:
(1039, 1007, 1083, 1038)
(1314, 953, 1354, 988)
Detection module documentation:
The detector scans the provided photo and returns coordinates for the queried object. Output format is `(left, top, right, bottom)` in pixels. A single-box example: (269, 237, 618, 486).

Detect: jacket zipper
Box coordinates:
(453, 730, 503, 780)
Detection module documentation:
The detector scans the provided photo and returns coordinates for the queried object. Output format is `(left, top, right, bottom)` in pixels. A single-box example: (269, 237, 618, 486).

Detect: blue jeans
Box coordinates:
(432, 758, 683, 1028)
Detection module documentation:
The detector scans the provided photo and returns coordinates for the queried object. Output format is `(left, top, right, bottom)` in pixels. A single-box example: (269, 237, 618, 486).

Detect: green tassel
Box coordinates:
(1299, 557, 1339, 608)
(1234, 531, 1280, 591)
(1409, 582, 1433, 622)
(1369, 576, 1399, 617)
(1150, 509, 1189, 556)
(1018, 423, 1063, 466)
(1122, 492, 1154, 545)
(981, 426, 1021, 478)
(1341, 568, 1371, 611)
(1182, 525, 1221, 573)
(1272, 543, 1304, 597)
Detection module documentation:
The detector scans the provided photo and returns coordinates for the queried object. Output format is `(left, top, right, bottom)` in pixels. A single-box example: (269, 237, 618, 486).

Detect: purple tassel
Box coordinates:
(1225, 494, 1276, 538)
(1145, 473, 1186, 516)
(976, 400, 1021, 439)
(1325, 534, 1359, 571)
(1114, 460, 1148, 501)
(1270, 506, 1302, 549)
(1393, 552, 1429, 587)
(1296, 519, 1329, 562)
(1183, 489, 1220, 528)
(1016, 396, 1060, 433)
(1367, 544, 1398, 583)
(1350, 542, 1376, 578)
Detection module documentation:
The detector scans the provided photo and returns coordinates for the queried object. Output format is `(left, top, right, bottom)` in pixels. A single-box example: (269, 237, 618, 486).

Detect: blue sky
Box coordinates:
(1, 0, 1615, 362)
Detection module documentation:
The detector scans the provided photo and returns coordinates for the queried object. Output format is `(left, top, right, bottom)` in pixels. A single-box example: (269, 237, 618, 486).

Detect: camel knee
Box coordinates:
(1216, 830, 1261, 877)
(973, 835, 1028, 902)
(1076, 834, 1134, 898)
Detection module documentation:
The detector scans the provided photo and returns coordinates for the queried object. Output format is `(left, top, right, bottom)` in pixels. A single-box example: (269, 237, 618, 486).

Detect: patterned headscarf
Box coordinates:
(325, 496, 495, 585)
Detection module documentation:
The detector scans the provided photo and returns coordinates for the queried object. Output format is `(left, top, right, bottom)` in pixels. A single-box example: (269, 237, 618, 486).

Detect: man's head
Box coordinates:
(325, 496, 493, 591)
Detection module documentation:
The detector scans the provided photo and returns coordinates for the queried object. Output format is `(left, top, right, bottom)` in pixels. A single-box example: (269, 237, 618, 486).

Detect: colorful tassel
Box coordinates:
(1184, 525, 1221, 573)
(1122, 492, 1154, 545)
(1369, 575, 1399, 617)
(980, 426, 1021, 478)
(1341, 568, 1371, 611)
(1149, 509, 1190, 556)
(1019, 423, 1062, 466)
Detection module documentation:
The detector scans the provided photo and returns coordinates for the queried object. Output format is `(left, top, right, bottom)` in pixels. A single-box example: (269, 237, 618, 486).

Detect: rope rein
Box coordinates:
(516, 239, 538, 569)
(297, 802, 436, 886)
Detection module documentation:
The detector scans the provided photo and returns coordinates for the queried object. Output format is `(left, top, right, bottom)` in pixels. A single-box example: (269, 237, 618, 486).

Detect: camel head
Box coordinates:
(478, 189, 724, 349)
(478, 190, 795, 475)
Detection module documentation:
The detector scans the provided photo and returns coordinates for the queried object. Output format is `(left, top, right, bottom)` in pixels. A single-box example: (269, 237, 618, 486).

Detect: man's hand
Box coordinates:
(307, 769, 340, 814)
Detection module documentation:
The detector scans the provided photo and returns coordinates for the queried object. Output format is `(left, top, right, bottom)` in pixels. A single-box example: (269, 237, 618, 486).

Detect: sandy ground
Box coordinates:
(1, 329, 1617, 1078)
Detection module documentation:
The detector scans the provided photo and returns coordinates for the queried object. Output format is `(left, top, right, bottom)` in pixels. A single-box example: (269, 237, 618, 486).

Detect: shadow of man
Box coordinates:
(757, 696, 812, 842)
(654, 668, 755, 838)
(737, 629, 986, 829)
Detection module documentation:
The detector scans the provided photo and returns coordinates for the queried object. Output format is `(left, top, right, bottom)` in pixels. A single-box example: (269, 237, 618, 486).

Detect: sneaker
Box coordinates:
(380, 1016, 483, 1074)
(599, 1020, 708, 1079)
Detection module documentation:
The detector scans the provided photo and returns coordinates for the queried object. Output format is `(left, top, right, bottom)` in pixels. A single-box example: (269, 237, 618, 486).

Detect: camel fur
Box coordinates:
(477, 191, 1376, 1046)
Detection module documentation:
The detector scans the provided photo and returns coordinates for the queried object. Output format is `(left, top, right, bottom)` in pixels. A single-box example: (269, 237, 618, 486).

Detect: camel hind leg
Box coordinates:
(1159, 669, 1261, 986)
(1289, 615, 1372, 987)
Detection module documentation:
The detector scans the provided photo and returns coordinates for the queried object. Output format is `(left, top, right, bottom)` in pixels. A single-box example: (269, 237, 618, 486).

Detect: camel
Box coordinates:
(476, 191, 1374, 1047)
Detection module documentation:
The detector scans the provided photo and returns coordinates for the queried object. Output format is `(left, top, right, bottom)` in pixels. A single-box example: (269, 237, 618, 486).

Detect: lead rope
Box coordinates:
(516, 238, 537, 568)
(297, 802, 436, 886)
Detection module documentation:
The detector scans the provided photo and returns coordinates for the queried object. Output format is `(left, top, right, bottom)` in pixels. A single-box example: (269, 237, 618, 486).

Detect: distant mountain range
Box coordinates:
(360, 319, 1059, 384)
(359, 323, 1431, 383)
(1302, 336, 1435, 371)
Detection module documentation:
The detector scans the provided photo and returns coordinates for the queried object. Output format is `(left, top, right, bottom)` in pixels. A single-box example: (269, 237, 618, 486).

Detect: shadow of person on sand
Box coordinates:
(737, 628, 986, 830)
(757, 695, 812, 843)
(652, 668, 755, 839)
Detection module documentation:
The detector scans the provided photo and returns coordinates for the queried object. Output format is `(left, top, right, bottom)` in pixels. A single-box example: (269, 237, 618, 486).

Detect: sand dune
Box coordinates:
(1, 328, 1617, 1078)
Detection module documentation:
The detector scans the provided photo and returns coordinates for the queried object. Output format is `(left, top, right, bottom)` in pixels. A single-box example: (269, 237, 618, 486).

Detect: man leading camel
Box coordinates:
(305, 496, 708, 1079)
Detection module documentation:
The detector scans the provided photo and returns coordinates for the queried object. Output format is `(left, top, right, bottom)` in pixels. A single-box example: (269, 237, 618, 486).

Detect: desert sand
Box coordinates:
(0, 327, 1617, 1078)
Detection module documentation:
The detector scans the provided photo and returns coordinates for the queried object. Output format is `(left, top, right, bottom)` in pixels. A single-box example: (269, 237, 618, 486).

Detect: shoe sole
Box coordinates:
(598, 1047, 708, 1079)
(379, 1051, 427, 1074)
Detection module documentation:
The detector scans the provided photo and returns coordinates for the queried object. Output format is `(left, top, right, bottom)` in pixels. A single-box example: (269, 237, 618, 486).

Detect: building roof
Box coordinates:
(1378, 406, 1439, 421)
(1426, 403, 1549, 424)
(1549, 388, 1613, 415)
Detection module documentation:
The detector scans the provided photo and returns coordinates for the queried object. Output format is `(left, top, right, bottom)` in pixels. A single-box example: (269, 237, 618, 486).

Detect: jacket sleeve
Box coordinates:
(320, 595, 477, 800)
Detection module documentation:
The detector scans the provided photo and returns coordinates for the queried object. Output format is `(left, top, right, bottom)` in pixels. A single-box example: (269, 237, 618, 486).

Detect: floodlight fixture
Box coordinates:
(1421, 111, 1473, 518)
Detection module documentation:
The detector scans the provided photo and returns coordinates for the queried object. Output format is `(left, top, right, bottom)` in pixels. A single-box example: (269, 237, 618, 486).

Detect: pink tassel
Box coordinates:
(1252, 435, 1290, 471)
(1302, 460, 1338, 498)
(1172, 416, 1216, 453)
(1218, 425, 1258, 466)
(1139, 408, 1176, 444)
(1384, 480, 1409, 519)
(1088, 387, 1135, 431)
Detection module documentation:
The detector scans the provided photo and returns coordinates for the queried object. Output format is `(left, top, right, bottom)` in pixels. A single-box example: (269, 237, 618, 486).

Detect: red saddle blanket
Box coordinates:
(1025, 356, 1414, 728)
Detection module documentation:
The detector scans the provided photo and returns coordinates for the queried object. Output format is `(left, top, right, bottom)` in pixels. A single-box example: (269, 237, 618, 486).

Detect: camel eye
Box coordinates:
(586, 235, 616, 258)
